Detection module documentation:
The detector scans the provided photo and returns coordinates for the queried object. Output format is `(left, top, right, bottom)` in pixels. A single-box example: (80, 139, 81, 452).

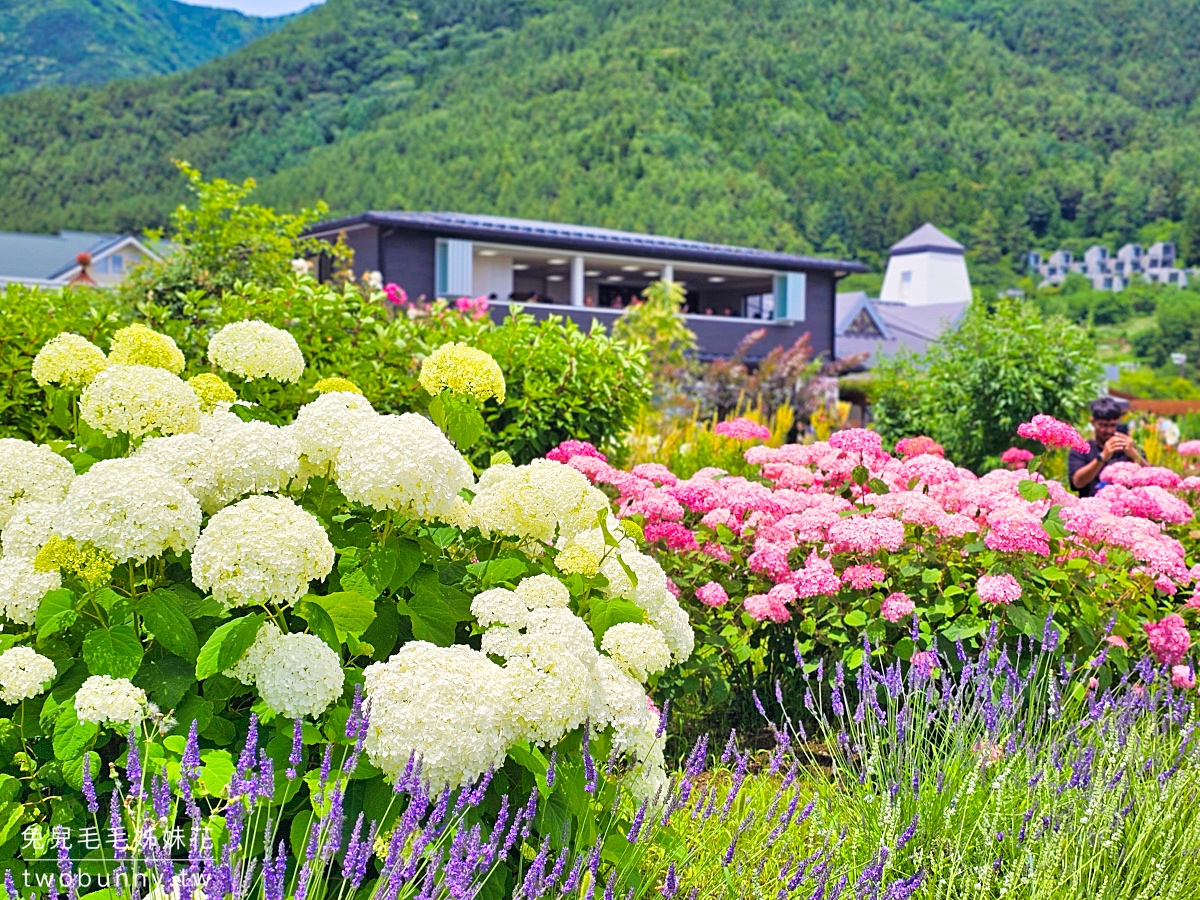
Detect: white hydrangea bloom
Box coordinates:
(645, 603, 695, 664)
(363, 642, 515, 790)
(601, 623, 672, 682)
(0, 438, 75, 528)
(79, 365, 201, 438)
(467, 460, 610, 543)
(0, 646, 57, 703)
(223, 621, 283, 685)
(75, 675, 147, 726)
(501, 646, 592, 746)
(0, 555, 61, 624)
(514, 573, 571, 610)
(337, 414, 474, 522)
(2, 501, 61, 558)
(57, 458, 202, 563)
(589, 657, 666, 800)
(206, 419, 301, 511)
(471, 588, 529, 630)
(208, 321, 305, 383)
(134, 433, 222, 513)
(291, 391, 376, 472)
(599, 545, 694, 663)
(256, 632, 344, 719)
(31, 333, 107, 389)
(191, 495, 333, 608)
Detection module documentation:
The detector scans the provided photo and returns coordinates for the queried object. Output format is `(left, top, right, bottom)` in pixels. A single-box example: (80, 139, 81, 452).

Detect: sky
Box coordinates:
(178, 0, 326, 15)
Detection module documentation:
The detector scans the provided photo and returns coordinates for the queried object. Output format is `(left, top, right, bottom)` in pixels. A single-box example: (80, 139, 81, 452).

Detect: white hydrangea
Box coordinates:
(75, 675, 147, 726)
(134, 433, 222, 513)
(31, 333, 108, 389)
(0, 555, 62, 624)
(223, 621, 283, 685)
(599, 545, 694, 663)
(467, 460, 610, 543)
(56, 458, 202, 563)
(256, 632, 344, 719)
(601, 623, 672, 682)
(2, 501, 61, 558)
(209, 320, 305, 383)
(205, 418, 301, 511)
(0, 646, 57, 703)
(471, 588, 530, 630)
(514, 573, 571, 610)
(79, 365, 201, 438)
(363, 642, 515, 790)
(0, 439, 75, 528)
(191, 496, 333, 608)
(501, 645, 592, 746)
(291, 391, 376, 473)
(337, 414, 474, 522)
(589, 657, 667, 800)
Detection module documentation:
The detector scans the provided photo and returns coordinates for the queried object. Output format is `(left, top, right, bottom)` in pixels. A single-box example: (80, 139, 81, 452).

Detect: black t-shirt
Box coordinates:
(1067, 439, 1136, 498)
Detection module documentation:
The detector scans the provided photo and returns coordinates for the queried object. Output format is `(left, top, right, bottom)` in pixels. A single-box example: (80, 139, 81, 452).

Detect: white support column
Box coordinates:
(571, 255, 585, 307)
(662, 264, 674, 283)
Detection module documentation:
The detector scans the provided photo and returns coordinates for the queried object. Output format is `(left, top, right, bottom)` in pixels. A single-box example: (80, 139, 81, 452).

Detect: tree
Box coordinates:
(871, 299, 1102, 471)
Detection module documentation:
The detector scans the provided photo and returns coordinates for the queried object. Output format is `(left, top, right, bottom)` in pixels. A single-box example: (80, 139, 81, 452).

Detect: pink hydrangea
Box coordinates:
(894, 436, 944, 460)
(546, 440, 607, 465)
(842, 564, 887, 590)
(701, 541, 732, 562)
(976, 573, 1022, 606)
(744, 593, 790, 623)
(696, 582, 729, 607)
(1101, 462, 1181, 490)
(1016, 414, 1090, 453)
(666, 578, 680, 598)
(910, 650, 938, 677)
(793, 551, 841, 598)
(748, 545, 793, 582)
(626, 490, 686, 523)
(1186, 594, 1200, 611)
(1144, 614, 1191, 666)
(1105, 634, 1129, 650)
(1177, 440, 1200, 456)
(454, 295, 490, 319)
(1171, 665, 1196, 690)
(630, 463, 678, 485)
(880, 592, 915, 623)
(829, 428, 886, 456)
(984, 517, 1051, 557)
(383, 283, 408, 306)
(826, 515, 906, 555)
(714, 417, 772, 442)
(1000, 447, 1034, 467)
(643, 522, 699, 551)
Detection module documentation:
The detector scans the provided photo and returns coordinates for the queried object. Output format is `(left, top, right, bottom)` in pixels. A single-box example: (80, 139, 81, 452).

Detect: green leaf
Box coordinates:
(1017, 479, 1050, 502)
(83, 625, 143, 679)
(137, 589, 199, 660)
(921, 567, 942, 584)
(307, 592, 376, 641)
(295, 599, 342, 653)
(340, 568, 380, 602)
(851, 465, 869, 486)
(389, 539, 422, 590)
(481, 557, 528, 587)
(401, 593, 457, 646)
(589, 598, 644, 642)
(53, 703, 98, 761)
(1007, 606, 1042, 637)
(843, 610, 867, 627)
(37, 589, 77, 641)
(195, 614, 265, 680)
(62, 751, 101, 791)
(432, 392, 486, 450)
(867, 478, 890, 495)
(489, 450, 513, 467)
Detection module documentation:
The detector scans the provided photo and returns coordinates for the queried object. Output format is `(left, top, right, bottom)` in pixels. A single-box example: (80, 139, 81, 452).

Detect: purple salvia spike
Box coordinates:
(347, 683, 364, 738)
(561, 852, 584, 895)
(546, 751, 557, 790)
(353, 819, 379, 889)
(343, 813, 365, 880)
(125, 730, 143, 799)
(57, 829, 77, 900)
(81, 755, 98, 814)
(721, 729, 737, 764)
(3, 871, 16, 900)
(603, 869, 617, 900)
(657, 698, 670, 737)
(661, 863, 678, 898)
(583, 725, 597, 792)
(627, 799, 649, 843)
(287, 718, 303, 780)
(237, 714, 259, 779)
(257, 748, 276, 801)
(109, 786, 127, 861)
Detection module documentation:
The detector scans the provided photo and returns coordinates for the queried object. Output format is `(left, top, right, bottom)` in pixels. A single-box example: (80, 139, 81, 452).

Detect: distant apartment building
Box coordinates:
(1029, 240, 1190, 291)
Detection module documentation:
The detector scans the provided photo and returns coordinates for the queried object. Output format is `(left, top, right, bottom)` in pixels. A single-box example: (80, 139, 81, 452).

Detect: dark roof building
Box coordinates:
(834, 290, 968, 365)
(307, 212, 867, 361)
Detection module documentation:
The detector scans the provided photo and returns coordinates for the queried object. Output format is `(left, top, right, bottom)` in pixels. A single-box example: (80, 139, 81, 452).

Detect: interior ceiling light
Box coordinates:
(585, 270, 601, 277)
(606, 275, 623, 281)
(512, 263, 531, 271)
(478, 249, 498, 257)
(707, 276, 727, 283)
(643, 270, 660, 277)
(546, 275, 564, 282)
(620, 265, 641, 272)
(547, 258, 567, 265)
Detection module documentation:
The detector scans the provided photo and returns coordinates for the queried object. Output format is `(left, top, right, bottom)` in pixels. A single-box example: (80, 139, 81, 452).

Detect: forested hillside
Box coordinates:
(0, 0, 285, 95)
(2, 0, 1199, 270)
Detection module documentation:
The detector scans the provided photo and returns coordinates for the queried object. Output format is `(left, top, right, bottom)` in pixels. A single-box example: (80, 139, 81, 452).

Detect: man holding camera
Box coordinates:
(1068, 397, 1144, 498)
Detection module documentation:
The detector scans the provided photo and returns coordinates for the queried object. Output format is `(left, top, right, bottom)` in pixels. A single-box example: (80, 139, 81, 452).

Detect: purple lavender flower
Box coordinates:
(661, 863, 678, 897)
(657, 698, 670, 737)
(627, 799, 649, 843)
(287, 717, 303, 780)
(583, 725, 597, 792)
(125, 730, 143, 799)
(546, 750, 557, 790)
(81, 754, 98, 814)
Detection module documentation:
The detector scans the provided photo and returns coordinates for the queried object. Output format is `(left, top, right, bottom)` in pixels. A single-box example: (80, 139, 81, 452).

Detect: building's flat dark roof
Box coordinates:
(308, 211, 868, 274)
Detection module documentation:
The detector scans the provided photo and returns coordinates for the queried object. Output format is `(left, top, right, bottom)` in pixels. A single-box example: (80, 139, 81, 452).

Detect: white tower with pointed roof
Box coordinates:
(879, 223, 972, 306)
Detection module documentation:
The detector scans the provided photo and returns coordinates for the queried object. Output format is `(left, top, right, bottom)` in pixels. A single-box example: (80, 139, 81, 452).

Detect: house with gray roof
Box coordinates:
(834, 291, 968, 366)
(307, 211, 867, 361)
(0, 231, 160, 288)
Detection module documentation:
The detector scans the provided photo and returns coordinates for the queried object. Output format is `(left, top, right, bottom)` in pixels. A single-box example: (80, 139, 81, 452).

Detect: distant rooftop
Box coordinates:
(0, 230, 129, 280)
(310, 211, 868, 274)
(888, 223, 965, 257)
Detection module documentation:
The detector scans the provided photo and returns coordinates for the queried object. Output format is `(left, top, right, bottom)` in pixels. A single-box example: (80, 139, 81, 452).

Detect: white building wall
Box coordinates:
(880, 250, 972, 306)
(471, 252, 514, 299)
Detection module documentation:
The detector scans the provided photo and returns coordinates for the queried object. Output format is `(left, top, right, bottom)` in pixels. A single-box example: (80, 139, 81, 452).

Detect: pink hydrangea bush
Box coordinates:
(714, 417, 772, 442)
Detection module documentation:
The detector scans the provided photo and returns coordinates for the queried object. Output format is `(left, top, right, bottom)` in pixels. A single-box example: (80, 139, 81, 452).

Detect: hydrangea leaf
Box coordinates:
(82, 624, 143, 679)
(195, 614, 265, 680)
(36, 589, 77, 642)
(294, 599, 341, 653)
(589, 599, 644, 644)
(53, 702, 97, 762)
(399, 593, 457, 646)
(307, 591, 376, 641)
(137, 589, 199, 661)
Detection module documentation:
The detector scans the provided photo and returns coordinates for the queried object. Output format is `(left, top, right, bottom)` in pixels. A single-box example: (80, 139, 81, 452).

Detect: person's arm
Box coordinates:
(1071, 455, 1103, 489)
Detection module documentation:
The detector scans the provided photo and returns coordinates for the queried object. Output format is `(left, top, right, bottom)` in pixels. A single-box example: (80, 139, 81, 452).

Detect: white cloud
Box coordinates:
(177, 0, 325, 16)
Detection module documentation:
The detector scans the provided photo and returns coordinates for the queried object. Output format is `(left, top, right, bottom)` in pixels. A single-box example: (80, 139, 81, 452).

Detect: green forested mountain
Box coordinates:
(0, 0, 286, 95)
(3, 0, 1200, 270)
